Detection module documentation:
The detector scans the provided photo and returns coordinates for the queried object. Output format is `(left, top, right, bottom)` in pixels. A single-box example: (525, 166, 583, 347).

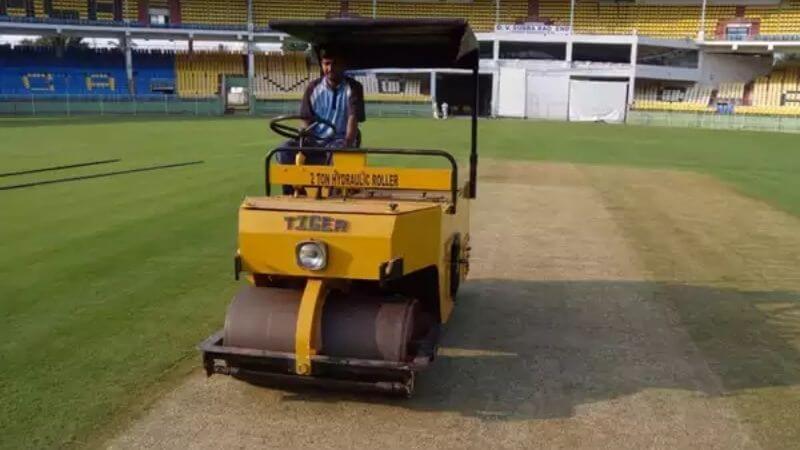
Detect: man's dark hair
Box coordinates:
(318, 45, 344, 61)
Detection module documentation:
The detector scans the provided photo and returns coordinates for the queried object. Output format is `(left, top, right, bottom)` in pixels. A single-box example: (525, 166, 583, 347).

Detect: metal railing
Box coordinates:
(0, 94, 224, 116)
(628, 110, 800, 133)
(0, 94, 432, 118)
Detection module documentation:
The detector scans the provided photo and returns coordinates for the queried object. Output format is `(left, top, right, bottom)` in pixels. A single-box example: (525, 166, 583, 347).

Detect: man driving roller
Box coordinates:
(277, 46, 366, 170)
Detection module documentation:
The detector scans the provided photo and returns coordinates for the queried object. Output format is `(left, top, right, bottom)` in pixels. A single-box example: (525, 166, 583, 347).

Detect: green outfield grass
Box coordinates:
(2, 116, 800, 448)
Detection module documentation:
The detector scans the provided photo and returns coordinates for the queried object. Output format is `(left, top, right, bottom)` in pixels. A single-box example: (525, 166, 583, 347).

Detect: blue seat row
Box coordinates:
(0, 46, 177, 96)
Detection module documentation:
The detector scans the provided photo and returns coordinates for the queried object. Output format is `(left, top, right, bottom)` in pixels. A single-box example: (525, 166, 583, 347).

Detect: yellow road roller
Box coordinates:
(199, 18, 480, 396)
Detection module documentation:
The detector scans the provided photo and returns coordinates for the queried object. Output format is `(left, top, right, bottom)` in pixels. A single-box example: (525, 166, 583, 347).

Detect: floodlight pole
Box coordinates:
(122, 32, 133, 96)
(247, 0, 255, 115)
(372, 0, 377, 18)
(469, 57, 479, 199)
(495, 0, 500, 27)
(247, 0, 253, 31)
(698, 0, 707, 40)
(569, 0, 576, 35)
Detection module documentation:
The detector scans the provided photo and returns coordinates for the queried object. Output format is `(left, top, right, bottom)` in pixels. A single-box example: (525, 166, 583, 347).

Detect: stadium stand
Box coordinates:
(174, 51, 245, 98)
(738, 67, 800, 115)
(132, 50, 176, 95)
(34, 0, 44, 18)
(5, 1, 800, 117)
(2, 1, 27, 17)
(717, 81, 746, 102)
(634, 82, 713, 112)
(123, 0, 139, 22)
(253, 51, 315, 99)
(252, 51, 429, 102)
(0, 45, 128, 95)
(3, 0, 800, 40)
(252, 0, 339, 25)
(348, 0, 527, 32)
(538, 0, 736, 38)
(352, 73, 429, 102)
(182, 0, 246, 26)
(746, 1, 800, 39)
(632, 77, 800, 116)
(49, 0, 89, 20)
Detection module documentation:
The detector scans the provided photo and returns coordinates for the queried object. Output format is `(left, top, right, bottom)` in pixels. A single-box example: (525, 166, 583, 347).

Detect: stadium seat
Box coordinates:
(745, 1, 800, 38)
(182, 0, 247, 26)
(633, 81, 714, 113)
(253, 0, 339, 26)
(49, 0, 89, 20)
(5, 0, 800, 40)
(539, 0, 736, 38)
(351, 73, 430, 102)
(175, 51, 245, 98)
(0, 45, 128, 95)
(123, 0, 139, 22)
(253, 51, 316, 99)
(717, 81, 745, 102)
(745, 67, 800, 114)
(133, 50, 176, 96)
(347, 0, 527, 32)
(252, 52, 430, 102)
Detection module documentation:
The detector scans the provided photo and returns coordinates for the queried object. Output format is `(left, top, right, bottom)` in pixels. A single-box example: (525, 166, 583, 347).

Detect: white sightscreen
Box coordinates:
(526, 73, 569, 120)
(497, 67, 526, 118)
(568, 80, 628, 123)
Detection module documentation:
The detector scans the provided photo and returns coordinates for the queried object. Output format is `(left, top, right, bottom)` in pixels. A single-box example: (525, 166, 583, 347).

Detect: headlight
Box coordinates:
(296, 241, 327, 271)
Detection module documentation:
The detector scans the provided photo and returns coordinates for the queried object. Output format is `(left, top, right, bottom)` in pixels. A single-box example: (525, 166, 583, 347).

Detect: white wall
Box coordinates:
(636, 64, 700, 82)
(699, 53, 773, 86)
(526, 74, 569, 120)
(569, 80, 628, 122)
(497, 67, 527, 118)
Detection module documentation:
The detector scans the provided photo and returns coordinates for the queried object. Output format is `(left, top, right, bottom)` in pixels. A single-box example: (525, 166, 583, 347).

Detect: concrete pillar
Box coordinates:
(628, 38, 638, 109)
(491, 67, 500, 117)
(123, 33, 134, 96)
(430, 70, 437, 107)
(248, 39, 255, 114)
(566, 38, 573, 63)
(247, 0, 253, 32)
(698, 0, 707, 40)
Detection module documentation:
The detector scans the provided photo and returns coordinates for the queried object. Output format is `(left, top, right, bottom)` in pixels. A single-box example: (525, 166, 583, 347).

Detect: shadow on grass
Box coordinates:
(0, 160, 204, 191)
(267, 279, 800, 422)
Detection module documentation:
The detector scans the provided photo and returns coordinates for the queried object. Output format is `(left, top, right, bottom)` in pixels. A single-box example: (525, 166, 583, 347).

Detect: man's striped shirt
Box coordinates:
(300, 76, 366, 142)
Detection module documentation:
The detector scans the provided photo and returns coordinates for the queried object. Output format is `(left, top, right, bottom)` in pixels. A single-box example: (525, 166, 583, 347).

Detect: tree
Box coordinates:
(281, 38, 309, 53)
(31, 35, 88, 57)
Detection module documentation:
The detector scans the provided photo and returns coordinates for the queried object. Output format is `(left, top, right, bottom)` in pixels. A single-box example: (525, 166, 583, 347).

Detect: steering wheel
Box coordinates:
(269, 114, 337, 142)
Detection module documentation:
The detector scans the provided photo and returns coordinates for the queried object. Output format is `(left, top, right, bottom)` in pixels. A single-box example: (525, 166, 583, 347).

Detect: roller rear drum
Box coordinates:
(223, 286, 419, 362)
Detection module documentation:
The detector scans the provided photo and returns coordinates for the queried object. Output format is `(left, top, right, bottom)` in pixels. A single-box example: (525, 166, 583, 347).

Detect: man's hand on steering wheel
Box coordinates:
(269, 115, 337, 144)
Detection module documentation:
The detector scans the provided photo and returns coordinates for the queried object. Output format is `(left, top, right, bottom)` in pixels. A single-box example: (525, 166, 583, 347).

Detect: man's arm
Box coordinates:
(299, 80, 316, 130)
(345, 114, 358, 147)
(346, 80, 366, 147)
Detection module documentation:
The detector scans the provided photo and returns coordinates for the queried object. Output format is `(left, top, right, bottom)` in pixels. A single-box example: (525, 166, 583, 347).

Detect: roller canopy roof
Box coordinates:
(269, 18, 479, 69)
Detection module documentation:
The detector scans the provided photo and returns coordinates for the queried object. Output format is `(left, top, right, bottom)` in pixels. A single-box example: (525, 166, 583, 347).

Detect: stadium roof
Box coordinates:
(269, 18, 478, 69)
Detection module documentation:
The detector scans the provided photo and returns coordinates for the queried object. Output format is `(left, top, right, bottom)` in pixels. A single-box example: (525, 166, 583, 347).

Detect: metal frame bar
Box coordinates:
(469, 57, 479, 199)
(199, 330, 432, 371)
(264, 147, 460, 210)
